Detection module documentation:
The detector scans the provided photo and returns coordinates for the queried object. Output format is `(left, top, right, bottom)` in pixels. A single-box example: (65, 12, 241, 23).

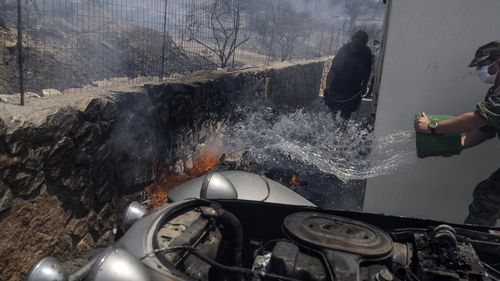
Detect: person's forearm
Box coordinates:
(436, 112, 488, 134)
(461, 129, 492, 149)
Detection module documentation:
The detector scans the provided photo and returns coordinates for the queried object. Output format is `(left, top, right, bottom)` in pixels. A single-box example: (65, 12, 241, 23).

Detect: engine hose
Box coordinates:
(211, 205, 243, 267)
(483, 262, 500, 279)
(147, 246, 303, 281)
(186, 248, 302, 281)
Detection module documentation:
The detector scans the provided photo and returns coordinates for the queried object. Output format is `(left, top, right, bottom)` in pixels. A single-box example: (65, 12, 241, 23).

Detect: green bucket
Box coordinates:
(415, 113, 462, 158)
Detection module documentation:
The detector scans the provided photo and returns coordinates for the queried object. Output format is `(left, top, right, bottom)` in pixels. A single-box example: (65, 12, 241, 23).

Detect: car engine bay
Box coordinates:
(151, 200, 500, 281)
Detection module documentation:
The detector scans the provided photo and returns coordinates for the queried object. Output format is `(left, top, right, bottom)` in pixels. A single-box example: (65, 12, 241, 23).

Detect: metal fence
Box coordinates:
(0, 0, 384, 103)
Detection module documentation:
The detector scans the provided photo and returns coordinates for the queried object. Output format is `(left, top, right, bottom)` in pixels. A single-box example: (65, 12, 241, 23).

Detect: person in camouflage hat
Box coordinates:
(468, 40, 500, 68)
(414, 40, 500, 226)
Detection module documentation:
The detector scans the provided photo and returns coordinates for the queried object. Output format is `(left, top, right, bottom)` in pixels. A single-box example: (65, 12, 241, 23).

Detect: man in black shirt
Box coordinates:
(324, 31, 373, 119)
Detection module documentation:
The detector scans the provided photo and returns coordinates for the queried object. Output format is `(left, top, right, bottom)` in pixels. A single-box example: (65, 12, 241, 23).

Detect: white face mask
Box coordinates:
(476, 62, 498, 84)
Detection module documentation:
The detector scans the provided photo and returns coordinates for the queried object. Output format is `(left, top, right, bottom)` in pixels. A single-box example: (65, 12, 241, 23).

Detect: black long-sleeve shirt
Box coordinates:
(329, 44, 373, 98)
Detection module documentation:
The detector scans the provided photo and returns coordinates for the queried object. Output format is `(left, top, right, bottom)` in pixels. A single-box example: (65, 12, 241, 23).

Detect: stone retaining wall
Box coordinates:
(0, 59, 325, 281)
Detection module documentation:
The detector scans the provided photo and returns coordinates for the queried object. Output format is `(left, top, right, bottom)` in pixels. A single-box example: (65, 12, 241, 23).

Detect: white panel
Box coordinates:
(364, 0, 500, 223)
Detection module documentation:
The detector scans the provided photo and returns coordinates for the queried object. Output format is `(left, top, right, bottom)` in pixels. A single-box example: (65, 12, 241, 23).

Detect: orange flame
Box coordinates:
(144, 182, 168, 210)
(188, 146, 222, 177)
(144, 145, 222, 210)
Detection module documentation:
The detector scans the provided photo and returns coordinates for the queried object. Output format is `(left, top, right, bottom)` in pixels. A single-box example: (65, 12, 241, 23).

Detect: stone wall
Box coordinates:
(0, 59, 324, 281)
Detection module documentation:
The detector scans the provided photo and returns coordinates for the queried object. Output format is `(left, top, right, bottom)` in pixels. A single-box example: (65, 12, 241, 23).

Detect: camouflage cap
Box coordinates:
(468, 40, 500, 67)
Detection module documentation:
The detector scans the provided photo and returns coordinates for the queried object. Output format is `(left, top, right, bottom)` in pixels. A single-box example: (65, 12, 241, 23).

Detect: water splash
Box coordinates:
(221, 107, 418, 181)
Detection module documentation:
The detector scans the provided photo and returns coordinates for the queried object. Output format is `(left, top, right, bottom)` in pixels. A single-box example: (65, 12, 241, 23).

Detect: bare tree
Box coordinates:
(276, 3, 311, 61)
(353, 22, 383, 41)
(245, 0, 277, 61)
(185, 0, 249, 68)
(249, 0, 310, 61)
(325, 0, 382, 37)
(344, 0, 362, 34)
(344, 0, 381, 34)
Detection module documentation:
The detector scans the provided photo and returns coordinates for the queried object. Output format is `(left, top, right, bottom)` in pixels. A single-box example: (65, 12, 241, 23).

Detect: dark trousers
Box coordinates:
(464, 168, 500, 226)
(324, 94, 362, 120)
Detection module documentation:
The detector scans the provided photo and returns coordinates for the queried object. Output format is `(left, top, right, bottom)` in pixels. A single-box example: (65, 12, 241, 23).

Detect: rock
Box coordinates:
(47, 137, 76, 166)
(174, 159, 185, 176)
(76, 233, 94, 253)
(62, 169, 93, 191)
(12, 172, 33, 194)
(73, 121, 94, 144)
(0, 155, 21, 170)
(10, 115, 27, 128)
(17, 173, 44, 197)
(78, 98, 116, 121)
(25, 92, 41, 98)
(171, 83, 196, 94)
(79, 190, 95, 208)
(94, 203, 116, 233)
(42, 88, 62, 97)
(0, 119, 5, 136)
(0, 94, 19, 103)
(184, 155, 194, 172)
(0, 181, 13, 212)
(159, 104, 170, 125)
(6, 127, 36, 154)
(95, 230, 114, 248)
(47, 137, 76, 179)
(65, 218, 89, 238)
(84, 210, 98, 231)
(23, 147, 51, 171)
(77, 97, 94, 112)
(94, 182, 113, 203)
(0, 92, 41, 101)
(44, 108, 80, 137)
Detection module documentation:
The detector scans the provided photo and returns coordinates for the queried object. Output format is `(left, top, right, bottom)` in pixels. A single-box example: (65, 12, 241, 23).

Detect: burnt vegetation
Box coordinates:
(0, 0, 384, 94)
(184, 0, 250, 68)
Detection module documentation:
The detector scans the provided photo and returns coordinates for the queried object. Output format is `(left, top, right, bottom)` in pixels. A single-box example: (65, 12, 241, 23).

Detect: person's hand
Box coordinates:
(414, 112, 431, 134)
(361, 86, 368, 97)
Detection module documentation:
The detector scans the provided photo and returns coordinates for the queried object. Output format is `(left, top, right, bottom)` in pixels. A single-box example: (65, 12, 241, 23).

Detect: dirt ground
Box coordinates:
(0, 86, 124, 129)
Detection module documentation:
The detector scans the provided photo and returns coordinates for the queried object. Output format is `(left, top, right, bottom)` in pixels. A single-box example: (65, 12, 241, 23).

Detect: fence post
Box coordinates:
(327, 25, 335, 55)
(318, 23, 325, 56)
(305, 21, 314, 58)
(160, 0, 169, 81)
(266, 2, 279, 65)
(17, 0, 25, 106)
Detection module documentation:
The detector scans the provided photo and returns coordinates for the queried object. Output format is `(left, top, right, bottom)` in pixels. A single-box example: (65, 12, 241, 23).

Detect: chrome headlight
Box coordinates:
(25, 257, 68, 281)
(90, 247, 150, 281)
(121, 201, 148, 232)
(200, 172, 238, 199)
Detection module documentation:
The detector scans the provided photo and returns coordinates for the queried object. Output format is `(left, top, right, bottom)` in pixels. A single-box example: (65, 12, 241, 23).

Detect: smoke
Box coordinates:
(0, 0, 385, 94)
(0, 0, 201, 93)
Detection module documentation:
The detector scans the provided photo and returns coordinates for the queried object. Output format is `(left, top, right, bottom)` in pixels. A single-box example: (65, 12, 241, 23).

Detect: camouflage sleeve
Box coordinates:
(475, 87, 500, 127)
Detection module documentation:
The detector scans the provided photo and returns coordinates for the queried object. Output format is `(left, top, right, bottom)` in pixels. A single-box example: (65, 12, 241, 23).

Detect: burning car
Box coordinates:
(26, 171, 500, 281)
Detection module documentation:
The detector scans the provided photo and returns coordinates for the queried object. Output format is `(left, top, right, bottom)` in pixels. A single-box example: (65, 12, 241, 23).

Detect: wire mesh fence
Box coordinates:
(0, 0, 384, 99)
